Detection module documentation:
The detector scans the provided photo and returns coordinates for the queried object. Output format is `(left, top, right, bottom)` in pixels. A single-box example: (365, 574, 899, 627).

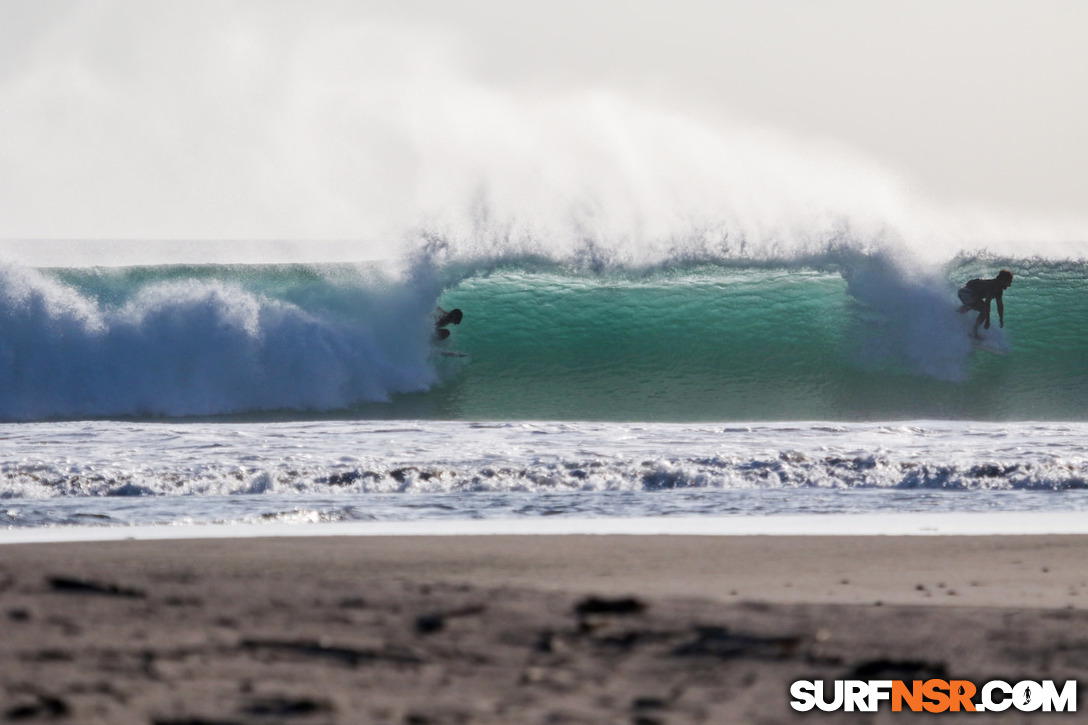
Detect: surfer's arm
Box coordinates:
(996, 291, 1004, 327)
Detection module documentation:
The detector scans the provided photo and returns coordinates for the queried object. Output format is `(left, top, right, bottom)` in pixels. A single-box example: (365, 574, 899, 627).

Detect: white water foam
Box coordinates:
(844, 255, 981, 381)
(3, 420, 1086, 501)
(0, 262, 443, 419)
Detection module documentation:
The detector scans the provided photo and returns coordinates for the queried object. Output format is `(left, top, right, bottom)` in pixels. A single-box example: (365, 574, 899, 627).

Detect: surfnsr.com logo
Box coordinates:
(790, 679, 1077, 713)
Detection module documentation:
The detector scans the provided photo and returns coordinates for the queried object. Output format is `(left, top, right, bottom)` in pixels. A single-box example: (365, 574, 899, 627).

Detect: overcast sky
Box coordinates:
(384, 0, 1088, 215)
(1, 0, 1085, 252)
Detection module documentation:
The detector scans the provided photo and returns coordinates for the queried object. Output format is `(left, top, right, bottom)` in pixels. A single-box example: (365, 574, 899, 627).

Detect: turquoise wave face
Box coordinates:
(434, 268, 844, 420)
(1, 256, 1085, 421)
(432, 259, 1088, 421)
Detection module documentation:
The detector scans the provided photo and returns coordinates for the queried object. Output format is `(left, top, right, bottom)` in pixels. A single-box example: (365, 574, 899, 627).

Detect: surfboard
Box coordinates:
(972, 338, 1006, 356)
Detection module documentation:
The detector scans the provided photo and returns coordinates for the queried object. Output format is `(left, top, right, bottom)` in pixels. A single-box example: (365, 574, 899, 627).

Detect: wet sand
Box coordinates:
(2, 534, 1088, 723)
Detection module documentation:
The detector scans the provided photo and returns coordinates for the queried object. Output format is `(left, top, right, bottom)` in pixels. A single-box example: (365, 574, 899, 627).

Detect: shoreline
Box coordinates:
(6, 510, 1088, 545)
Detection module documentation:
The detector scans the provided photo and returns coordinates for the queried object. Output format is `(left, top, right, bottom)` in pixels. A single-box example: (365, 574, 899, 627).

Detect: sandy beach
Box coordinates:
(3, 534, 1088, 723)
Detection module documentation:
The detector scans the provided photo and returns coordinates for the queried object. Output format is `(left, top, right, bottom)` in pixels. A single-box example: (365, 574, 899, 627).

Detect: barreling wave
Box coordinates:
(435, 252, 1087, 421)
(0, 249, 1085, 421)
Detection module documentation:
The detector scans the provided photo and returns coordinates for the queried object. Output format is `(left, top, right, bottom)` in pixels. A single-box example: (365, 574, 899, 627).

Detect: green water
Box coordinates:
(430, 261, 1088, 420)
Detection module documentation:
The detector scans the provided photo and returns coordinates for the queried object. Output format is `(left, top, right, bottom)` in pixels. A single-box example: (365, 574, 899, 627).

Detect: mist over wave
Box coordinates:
(3, 2, 1086, 268)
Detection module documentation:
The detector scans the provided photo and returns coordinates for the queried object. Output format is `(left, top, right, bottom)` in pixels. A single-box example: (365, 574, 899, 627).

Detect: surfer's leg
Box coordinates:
(973, 312, 985, 337)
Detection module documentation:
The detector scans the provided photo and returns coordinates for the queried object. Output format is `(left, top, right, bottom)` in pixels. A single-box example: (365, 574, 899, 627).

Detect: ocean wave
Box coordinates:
(0, 252, 1085, 421)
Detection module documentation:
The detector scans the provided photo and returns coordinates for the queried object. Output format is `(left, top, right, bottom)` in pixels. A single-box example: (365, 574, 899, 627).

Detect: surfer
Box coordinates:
(957, 270, 1013, 338)
(433, 307, 463, 341)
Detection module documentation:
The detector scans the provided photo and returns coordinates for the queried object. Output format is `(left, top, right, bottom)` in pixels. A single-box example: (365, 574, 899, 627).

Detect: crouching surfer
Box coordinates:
(433, 307, 463, 340)
(957, 269, 1012, 338)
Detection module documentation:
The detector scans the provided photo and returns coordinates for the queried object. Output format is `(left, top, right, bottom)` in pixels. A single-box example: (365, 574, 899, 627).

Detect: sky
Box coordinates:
(0, 0, 1085, 263)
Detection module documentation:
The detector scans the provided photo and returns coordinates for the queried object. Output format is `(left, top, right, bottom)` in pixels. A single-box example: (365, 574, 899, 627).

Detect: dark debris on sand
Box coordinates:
(1, 569, 1087, 723)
